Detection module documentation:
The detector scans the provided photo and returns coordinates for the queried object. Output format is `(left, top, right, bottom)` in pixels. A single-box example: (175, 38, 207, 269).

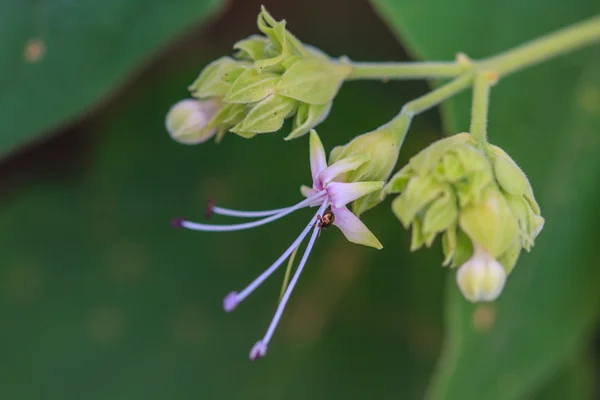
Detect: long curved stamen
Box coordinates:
(224, 200, 329, 312)
(249, 199, 327, 361)
(211, 205, 294, 218)
(176, 191, 326, 232)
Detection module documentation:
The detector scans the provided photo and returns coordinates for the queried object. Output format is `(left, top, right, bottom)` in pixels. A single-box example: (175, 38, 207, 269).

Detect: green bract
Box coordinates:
(172, 6, 351, 143)
(383, 133, 544, 275)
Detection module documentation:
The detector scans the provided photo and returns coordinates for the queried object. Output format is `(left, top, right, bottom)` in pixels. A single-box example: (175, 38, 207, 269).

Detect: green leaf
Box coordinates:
(371, 0, 600, 398)
(533, 353, 596, 400)
(0, 0, 223, 158)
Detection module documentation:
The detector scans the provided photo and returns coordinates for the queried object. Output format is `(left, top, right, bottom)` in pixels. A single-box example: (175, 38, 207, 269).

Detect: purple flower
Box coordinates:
(174, 130, 383, 359)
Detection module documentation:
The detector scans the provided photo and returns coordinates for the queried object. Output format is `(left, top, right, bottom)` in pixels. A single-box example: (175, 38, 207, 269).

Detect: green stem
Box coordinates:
(347, 61, 467, 80)
(386, 72, 475, 142)
(480, 14, 600, 77)
(347, 15, 600, 81)
(469, 72, 494, 144)
(279, 245, 298, 303)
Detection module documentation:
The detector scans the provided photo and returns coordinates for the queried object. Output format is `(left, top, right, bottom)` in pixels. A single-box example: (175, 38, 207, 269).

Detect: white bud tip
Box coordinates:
(249, 341, 268, 361)
(223, 292, 240, 312)
(456, 249, 507, 303)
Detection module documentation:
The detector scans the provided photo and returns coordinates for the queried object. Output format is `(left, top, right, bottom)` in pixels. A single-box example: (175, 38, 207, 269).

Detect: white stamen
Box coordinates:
(224, 200, 330, 311)
(180, 191, 326, 232)
(212, 205, 293, 218)
(258, 199, 326, 350)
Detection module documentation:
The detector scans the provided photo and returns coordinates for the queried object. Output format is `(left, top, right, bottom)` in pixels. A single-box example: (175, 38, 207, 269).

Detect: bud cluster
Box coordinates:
(383, 133, 544, 301)
(166, 6, 351, 144)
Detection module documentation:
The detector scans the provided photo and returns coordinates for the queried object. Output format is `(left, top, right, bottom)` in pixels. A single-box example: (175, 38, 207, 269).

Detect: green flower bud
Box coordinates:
(328, 125, 403, 216)
(384, 133, 544, 302)
(167, 6, 350, 144)
(165, 99, 222, 144)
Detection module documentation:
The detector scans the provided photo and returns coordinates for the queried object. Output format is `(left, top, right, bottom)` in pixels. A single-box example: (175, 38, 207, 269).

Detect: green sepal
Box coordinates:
(232, 94, 297, 134)
(286, 102, 332, 140)
(422, 186, 458, 238)
(491, 145, 530, 196)
(459, 186, 519, 258)
(451, 229, 474, 268)
(409, 133, 471, 174)
(276, 57, 352, 105)
(391, 175, 445, 228)
(233, 35, 269, 61)
(496, 238, 522, 275)
(441, 222, 458, 266)
(410, 219, 425, 251)
(384, 164, 414, 195)
(454, 169, 493, 207)
(188, 57, 247, 98)
(223, 68, 280, 104)
(222, 103, 247, 125)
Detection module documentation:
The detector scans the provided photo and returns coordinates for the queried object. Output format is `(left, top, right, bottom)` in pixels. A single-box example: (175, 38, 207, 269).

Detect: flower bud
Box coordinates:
(456, 247, 507, 302)
(165, 99, 222, 144)
(167, 6, 351, 144)
(384, 132, 544, 301)
(328, 125, 403, 215)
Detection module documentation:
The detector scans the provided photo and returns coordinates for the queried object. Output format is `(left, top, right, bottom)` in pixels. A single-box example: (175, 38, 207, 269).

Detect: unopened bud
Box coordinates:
(456, 247, 507, 303)
(165, 99, 222, 144)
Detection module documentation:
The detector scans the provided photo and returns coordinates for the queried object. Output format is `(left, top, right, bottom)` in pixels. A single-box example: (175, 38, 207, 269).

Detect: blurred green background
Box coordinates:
(1, 0, 599, 399)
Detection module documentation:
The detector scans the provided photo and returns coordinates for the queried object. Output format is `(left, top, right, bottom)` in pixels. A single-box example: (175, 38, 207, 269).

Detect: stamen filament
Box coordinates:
(179, 191, 326, 232)
(228, 200, 330, 310)
(258, 199, 327, 354)
(212, 205, 293, 218)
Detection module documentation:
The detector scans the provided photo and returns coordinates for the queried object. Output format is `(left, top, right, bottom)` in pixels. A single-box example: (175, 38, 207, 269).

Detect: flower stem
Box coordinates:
(386, 72, 475, 143)
(469, 72, 495, 144)
(480, 14, 600, 77)
(347, 61, 466, 80)
(347, 15, 600, 81)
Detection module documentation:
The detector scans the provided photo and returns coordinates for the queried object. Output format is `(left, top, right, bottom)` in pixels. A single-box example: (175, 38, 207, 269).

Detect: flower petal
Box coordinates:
(309, 130, 327, 189)
(332, 206, 382, 249)
(317, 154, 370, 187)
(300, 185, 317, 198)
(326, 181, 384, 208)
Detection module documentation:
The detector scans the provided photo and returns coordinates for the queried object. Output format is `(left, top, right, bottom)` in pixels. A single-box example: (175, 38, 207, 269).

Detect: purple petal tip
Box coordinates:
(171, 217, 185, 229)
(249, 341, 267, 361)
(223, 292, 240, 312)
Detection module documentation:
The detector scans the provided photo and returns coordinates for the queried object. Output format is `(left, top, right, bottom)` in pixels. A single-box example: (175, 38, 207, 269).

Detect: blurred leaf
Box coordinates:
(0, 0, 223, 158)
(371, 1, 600, 399)
(533, 352, 596, 400)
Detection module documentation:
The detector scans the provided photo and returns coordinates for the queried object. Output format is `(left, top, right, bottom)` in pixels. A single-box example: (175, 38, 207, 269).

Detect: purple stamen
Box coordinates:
(248, 199, 327, 359)
(223, 291, 240, 312)
(222, 201, 329, 310)
(205, 199, 215, 220)
(249, 340, 267, 361)
(178, 191, 326, 232)
(171, 217, 184, 229)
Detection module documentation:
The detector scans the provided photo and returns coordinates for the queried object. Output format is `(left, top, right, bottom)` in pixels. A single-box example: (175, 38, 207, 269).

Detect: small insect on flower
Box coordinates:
(315, 207, 335, 230)
(172, 130, 383, 360)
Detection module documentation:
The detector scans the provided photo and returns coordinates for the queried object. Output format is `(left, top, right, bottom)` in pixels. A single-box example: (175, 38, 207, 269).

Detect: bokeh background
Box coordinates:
(1, 0, 600, 399)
